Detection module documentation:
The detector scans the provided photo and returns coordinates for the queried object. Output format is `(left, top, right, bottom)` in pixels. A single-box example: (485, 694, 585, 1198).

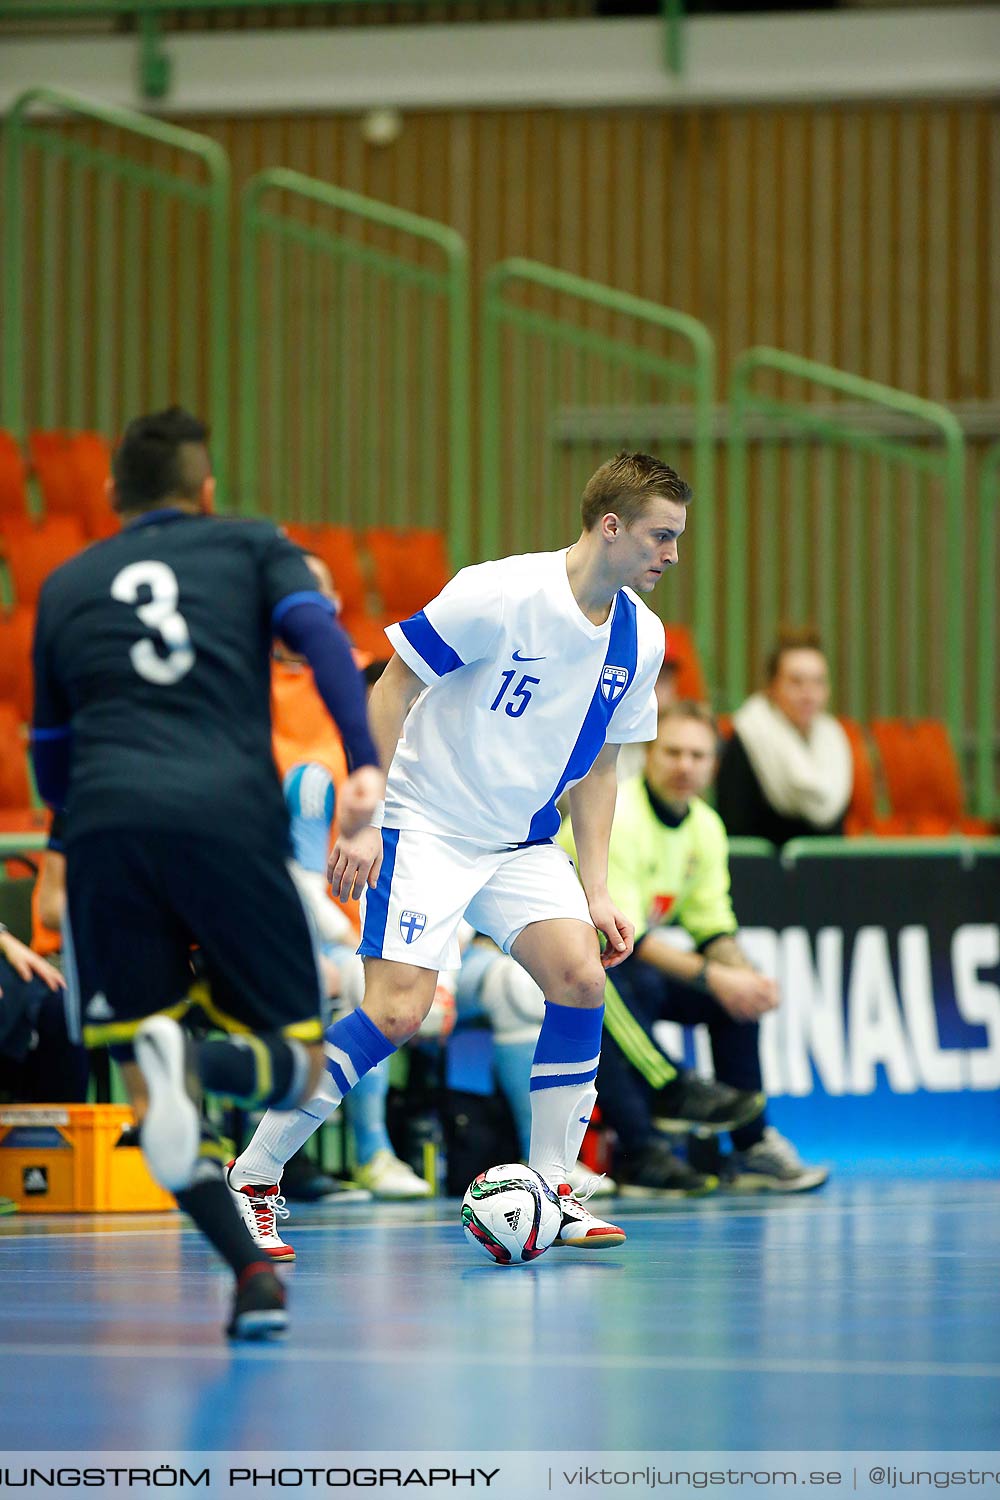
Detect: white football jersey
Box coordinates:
(383, 548, 665, 846)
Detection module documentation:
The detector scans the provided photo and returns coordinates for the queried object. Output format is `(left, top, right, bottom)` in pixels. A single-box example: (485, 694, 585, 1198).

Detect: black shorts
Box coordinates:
(64, 829, 324, 1048)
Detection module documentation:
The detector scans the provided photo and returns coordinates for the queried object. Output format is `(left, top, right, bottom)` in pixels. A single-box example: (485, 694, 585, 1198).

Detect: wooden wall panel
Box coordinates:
(12, 96, 997, 478)
(6, 94, 997, 765)
(171, 97, 999, 402)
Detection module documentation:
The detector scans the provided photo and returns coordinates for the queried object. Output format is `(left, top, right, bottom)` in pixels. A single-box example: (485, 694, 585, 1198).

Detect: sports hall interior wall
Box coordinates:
(4, 96, 997, 728)
(14, 98, 997, 404)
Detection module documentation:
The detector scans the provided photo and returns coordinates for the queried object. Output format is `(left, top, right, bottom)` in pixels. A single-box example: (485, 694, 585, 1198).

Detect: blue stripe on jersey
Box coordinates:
(357, 827, 401, 958)
(529, 1067, 599, 1094)
(30, 725, 71, 741)
(525, 590, 639, 842)
(397, 610, 464, 677)
(272, 590, 336, 631)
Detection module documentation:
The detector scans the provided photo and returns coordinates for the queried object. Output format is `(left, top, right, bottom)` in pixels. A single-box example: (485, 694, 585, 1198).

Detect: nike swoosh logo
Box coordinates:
(578, 1117, 590, 1124)
(512, 650, 545, 662)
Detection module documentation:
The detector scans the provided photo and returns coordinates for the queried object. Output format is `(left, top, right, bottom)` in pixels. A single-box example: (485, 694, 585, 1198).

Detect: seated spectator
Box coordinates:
(0, 816, 88, 1122)
(561, 702, 829, 1194)
(716, 627, 852, 847)
(281, 755, 439, 1200)
(616, 644, 679, 782)
(445, 934, 757, 1199)
(268, 575, 437, 1202)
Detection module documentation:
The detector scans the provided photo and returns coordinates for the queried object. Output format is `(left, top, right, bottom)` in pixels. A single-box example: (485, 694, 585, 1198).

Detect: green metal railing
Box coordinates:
(780, 837, 1000, 867)
(0, 833, 48, 857)
(978, 444, 999, 821)
(661, 0, 685, 74)
(0, 2, 686, 94)
(481, 259, 716, 672)
(2, 87, 231, 499)
(726, 349, 966, 754)
(239, 169, 471, 563)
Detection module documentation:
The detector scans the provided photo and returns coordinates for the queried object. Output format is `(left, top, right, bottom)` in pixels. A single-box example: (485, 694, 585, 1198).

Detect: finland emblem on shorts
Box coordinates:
(399, 910, 427, 945)
(601, 664, 630, 704)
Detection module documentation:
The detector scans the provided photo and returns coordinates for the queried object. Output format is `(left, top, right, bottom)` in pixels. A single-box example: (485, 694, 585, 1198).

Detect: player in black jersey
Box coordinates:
(30, 407, 384, 1340)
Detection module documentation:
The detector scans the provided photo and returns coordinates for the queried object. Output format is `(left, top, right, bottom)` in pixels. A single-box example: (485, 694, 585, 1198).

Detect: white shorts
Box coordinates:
(357, 829, 593, 972)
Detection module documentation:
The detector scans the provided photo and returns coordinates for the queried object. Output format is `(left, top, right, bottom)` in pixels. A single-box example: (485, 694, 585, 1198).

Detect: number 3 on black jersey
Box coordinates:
(111, 560, 196, 686)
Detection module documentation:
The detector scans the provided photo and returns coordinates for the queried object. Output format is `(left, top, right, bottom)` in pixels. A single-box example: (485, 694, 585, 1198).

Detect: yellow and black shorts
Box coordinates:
(63, 828, 324, 1050)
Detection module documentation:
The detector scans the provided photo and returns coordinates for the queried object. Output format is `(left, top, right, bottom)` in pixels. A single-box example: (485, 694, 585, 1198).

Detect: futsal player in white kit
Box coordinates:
(229, 452, 691, 1254)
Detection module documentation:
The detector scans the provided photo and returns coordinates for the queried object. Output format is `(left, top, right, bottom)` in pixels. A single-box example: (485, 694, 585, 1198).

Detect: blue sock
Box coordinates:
(232, 1009, 396, 1188)
(528, 1000, 605, 1187)
(323, 1008, 396, 1103)
(530, 1000, 604, 1090)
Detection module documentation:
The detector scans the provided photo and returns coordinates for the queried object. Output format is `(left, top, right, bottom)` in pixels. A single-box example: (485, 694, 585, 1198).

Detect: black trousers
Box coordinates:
(0, 960, 89, 1104)
(598, 953, 768, 1162)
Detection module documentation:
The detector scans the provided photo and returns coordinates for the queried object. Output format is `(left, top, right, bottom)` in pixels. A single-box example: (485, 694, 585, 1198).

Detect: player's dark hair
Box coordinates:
(765, 625, 826, 683)
(111, 406, 211, 513)
(580, 451, 691, 532)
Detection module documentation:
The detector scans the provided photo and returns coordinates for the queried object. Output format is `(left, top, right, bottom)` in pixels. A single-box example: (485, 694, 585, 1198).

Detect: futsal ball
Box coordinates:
(461, 1163, 562, 1265)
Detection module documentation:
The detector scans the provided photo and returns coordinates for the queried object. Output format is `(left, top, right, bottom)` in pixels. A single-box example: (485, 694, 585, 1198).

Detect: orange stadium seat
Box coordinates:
(1, 515, 87, 607)
(28, 430, 78, 515)
(0, 431, 30, 528)
(838, 717, 905, 836)
(29, 430, 118, 539)
(839, 717, 877, 834)
(339, 612, 393, 660)
(283, 522, 391, 659)
(364, 526, 451, 620)
(69, 431, 118, 539)
(0, 608, 36, 722)
(0, 701, 44, 832)
(909, 720, 994, 835)
(870, 718, 993, 836)
(283, 523, 369, 620)
(662, 624, 708, 702)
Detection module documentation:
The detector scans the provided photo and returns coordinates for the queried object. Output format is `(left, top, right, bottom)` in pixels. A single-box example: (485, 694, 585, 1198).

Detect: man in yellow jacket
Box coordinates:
(560, 701, 829, 1194)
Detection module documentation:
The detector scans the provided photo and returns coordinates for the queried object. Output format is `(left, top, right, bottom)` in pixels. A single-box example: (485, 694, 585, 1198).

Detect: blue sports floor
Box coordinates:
(1, 1178, 997, 1453)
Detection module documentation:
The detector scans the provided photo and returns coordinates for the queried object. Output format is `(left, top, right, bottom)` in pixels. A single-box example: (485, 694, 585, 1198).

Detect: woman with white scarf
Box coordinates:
(716, 628, 853, 847)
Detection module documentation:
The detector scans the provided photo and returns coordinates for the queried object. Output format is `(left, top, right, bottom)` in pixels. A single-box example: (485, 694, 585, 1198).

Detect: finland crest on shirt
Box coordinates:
(601, 665, 630, 704)
(382, 547, 665, 849)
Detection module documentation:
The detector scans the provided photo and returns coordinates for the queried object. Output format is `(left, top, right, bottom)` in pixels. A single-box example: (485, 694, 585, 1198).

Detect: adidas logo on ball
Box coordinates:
(461, 1163, 562, 1265)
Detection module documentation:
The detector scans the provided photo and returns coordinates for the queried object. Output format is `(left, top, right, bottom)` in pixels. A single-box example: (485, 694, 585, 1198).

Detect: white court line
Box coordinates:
(0, 1342, 995, 1381)
(0, 1218, 458, 1244)
(2, 1189, 999, 1245)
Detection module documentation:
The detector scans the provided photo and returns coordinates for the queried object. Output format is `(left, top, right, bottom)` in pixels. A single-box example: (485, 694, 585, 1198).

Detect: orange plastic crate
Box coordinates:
(0, 1104, 176, 1213)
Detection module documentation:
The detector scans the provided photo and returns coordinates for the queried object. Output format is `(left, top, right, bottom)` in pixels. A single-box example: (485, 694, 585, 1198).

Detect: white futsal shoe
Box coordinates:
(133, 1016, 201, 1193)
(553, 1179, 627, 1249)
(226, 1162, 296, 1262)
(566, 1164, 618, 1198)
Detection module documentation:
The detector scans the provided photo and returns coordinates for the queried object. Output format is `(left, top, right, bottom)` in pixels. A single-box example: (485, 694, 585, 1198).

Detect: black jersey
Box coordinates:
(32, 508, 318, 846)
